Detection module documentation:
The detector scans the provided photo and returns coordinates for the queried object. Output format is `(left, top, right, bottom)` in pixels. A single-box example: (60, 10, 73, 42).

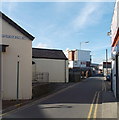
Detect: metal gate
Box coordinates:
(34, 72, 49, 83)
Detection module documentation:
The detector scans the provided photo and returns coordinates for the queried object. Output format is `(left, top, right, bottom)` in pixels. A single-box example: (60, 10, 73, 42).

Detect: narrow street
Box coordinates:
(2, 76, 107, 119)
(1, 1, 118, 119)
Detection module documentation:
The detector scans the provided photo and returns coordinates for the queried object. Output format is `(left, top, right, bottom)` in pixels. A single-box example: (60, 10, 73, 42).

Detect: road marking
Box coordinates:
(15, 103, 22, 107)
(87, 91, 98, 120)
(0, 102, 28, 117)
(0, 82, 81, 117)
(0, 109, 15, 117)
(102, 81, 106, 92)
(93, 92, 100, 119)
(104, 82, 106, 91)
(105, 83, 107, 92)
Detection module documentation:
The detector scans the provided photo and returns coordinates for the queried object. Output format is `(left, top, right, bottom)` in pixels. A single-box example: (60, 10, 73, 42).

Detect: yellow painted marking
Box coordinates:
(0, 112, 6, 117)
(0, 82, 80, 117)
(0, 103, 23, 117)
(15, 103, 22, 107)
(87, 91, 98, 120)
(0, 106, 19, 117)
(0, 111, 11, 117)
(93, 92, 100, 119)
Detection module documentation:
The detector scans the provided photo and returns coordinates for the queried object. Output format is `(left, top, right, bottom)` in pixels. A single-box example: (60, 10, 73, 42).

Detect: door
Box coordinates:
(116, 54, 119, 100)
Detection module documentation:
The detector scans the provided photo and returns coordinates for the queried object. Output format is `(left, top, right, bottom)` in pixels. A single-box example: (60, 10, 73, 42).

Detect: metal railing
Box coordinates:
(33, 72, 49, 83)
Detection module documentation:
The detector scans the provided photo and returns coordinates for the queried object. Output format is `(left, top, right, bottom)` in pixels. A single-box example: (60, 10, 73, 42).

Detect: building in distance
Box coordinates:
(64, 49, 91, 69)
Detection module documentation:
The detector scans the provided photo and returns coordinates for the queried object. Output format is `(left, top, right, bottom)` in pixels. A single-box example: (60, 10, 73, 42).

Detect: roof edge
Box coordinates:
(33, 56, 68, 60)
(0, 12, 35, 41)
(32, 48, 68, 60)
(32, 47, 63, 51)
(112, 28, 119, 47)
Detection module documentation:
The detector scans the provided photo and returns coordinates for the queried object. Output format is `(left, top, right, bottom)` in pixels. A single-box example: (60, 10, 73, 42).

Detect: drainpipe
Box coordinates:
(0, 52, 2, 111)
(106, 49, 108, 76)
(17, 55, 20, 100)
(35, 63, 37, 80)
(64, 60, 67, 83)
(0, 52, 3, 116)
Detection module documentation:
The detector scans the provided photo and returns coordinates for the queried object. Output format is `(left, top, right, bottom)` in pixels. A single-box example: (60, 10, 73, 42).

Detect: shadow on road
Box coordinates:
(2, 76, 117, 119)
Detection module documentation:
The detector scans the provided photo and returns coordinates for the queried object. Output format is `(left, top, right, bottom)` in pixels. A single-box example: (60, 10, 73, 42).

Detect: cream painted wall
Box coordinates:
(1, 18, 32, 100)
(32, 58, 69, 83)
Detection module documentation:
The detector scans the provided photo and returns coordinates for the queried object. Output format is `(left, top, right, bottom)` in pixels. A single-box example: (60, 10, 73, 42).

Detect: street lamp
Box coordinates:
(80, 41, 89, 50)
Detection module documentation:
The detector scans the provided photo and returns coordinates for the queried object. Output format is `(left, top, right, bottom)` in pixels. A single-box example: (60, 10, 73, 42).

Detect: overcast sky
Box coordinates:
(1, 1, 115, 63)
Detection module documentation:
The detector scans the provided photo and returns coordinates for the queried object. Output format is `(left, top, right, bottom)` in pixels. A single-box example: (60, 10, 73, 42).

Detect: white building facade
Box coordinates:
(65, 49, 91, 68)
(0, 12, 34, 100)
(111, 0, 119, 99)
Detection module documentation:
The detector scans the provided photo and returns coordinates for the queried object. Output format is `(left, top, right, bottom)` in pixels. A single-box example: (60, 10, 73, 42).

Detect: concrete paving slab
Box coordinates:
(102, 91, 117, 118)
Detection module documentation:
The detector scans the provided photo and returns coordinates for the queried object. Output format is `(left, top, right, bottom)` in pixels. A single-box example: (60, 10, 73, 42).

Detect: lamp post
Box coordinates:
(80, 41, 89, 50)
(106, 49, 108, 76)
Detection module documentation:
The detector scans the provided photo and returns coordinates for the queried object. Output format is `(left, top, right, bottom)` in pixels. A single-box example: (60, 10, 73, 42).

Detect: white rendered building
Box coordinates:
(0, 12, 34, 100)
(32, 48, 69, 83)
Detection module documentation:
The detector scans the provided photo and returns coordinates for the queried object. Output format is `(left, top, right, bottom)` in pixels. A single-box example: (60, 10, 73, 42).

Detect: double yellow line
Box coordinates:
(87, 91, 100, 120)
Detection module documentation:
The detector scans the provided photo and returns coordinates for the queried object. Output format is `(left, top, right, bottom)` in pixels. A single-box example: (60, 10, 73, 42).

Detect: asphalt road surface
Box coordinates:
(2, 77, 106, 119)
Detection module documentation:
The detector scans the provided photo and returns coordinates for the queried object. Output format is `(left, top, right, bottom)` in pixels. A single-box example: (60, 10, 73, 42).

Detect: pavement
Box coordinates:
(101, 79, 118, 119)
(102, 91, 117, 118)
(0, 76, 118, 119)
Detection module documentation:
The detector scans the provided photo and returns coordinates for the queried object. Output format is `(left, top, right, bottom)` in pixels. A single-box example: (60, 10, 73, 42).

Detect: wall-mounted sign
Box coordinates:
(81, 61, 86, 65)
(1, 34, 27, 40)
(103, 62, 111, 68)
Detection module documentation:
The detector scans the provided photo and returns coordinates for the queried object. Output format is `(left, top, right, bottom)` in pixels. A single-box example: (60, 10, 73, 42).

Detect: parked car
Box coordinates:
(106, 74, 111, 81)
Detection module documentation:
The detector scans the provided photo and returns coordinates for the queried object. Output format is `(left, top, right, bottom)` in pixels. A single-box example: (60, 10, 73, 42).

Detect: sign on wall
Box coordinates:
(103, 62, 111, 68)
(1, 34, 27, 40)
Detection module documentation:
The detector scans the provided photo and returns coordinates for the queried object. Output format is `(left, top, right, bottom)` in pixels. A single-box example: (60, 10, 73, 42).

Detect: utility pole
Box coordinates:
(106, 49, 108, 76)
(80, 42, 81, 50)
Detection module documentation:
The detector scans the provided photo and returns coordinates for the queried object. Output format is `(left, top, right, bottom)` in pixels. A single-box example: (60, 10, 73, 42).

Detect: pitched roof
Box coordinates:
(32, 48, 68, 60)
(0, 12, 35, 41)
